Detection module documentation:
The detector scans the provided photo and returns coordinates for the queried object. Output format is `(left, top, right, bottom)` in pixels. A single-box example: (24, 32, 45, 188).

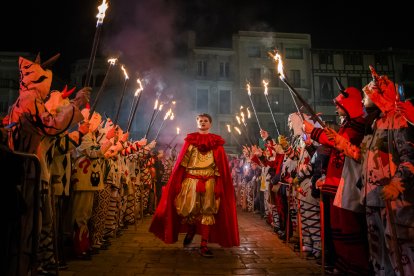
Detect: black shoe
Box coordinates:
(199, 246, 214, 258)
(183, 233, 194, 248)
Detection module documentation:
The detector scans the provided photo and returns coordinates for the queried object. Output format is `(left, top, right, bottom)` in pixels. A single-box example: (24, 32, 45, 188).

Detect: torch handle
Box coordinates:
(114, 79, 128, 126)
(89, 63, 112, 120)
(84, 25, 102, 87)
(127, 92, 142, 132)
(264, 94, 280, 136)
(144, 109, 157, 138)
(280, 77, 325, 128)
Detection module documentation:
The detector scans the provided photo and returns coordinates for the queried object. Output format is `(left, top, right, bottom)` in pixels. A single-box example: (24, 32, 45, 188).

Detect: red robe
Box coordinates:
(149, 132, 240, 247)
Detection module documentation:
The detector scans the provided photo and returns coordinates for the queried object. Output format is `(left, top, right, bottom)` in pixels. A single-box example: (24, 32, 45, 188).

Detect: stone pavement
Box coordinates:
(61, 209, 322, 275)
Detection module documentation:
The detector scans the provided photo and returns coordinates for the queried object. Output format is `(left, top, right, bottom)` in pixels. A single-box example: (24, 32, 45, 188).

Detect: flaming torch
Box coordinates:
(154, 108, 172, 140)
(236, 113, 254, 145)
(114, 65, 129, 125)
(127, 78, 144, 132)
(89, 57, 117, 120)
(263, 80, 280, 136)
(144, 98, 159, 138)
(269, 51, 325, 128)
(84, 0, 109, 87)
(227, 124, 242, 148)
(246, 82, 263, 130)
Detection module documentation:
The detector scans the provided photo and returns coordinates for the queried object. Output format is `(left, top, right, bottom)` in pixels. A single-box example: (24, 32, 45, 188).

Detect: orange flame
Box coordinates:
(246, 107, 251, 118)
(234, 127, 241, 135)
(121, 65, 129, 80)
(108, 58, 117, 65)
(163, 109, 172, 120)
(268, 51, 285, 79)
(226, 124, 231, 133)
(96, 0, 109, 26)
(236, 115, 241, 125)
(158, 103, 164, 111)
(177, 127, 180, 134)
(263, 80, 269, 95)
(170, 112, 174, 120)
(134, 79, 143, 96)
(154, 99, 159, 110)
(246, 83, 251, 96)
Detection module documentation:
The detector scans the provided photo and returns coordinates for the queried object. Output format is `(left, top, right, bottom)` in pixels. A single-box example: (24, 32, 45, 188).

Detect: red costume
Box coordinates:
(149, 132, 240, 247)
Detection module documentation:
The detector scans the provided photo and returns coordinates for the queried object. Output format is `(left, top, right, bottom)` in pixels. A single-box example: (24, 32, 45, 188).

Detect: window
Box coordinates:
(196, 89, 209, 113)
(219, 90, 231, 114)
(247, 46, 261, 58)
(219, 62, 230, 78)
(347, 77, 362, 89)
(319, 76, 334, 99)
(197, 60, 207, 76)
(290, 70, 301, 87)
(285, 48, 303, 59)
(249, 68, 261, 86)
(319, 53, 333, 64)
(344, 54, 362, 66)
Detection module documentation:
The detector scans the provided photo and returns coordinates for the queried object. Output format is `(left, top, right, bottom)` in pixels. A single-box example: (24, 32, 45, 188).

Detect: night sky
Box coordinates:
(1, 0, 412, 79)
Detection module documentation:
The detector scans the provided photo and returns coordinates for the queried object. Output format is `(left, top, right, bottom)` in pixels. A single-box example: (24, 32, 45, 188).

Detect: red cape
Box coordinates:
(149, 132, 240, 247)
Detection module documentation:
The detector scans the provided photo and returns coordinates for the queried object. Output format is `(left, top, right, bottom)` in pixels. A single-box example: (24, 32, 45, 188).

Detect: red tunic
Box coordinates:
(149, 132, 240, 247)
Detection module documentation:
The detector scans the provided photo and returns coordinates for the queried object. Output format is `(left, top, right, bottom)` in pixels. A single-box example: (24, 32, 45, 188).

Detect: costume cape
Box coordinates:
(149, 132, 240, 247)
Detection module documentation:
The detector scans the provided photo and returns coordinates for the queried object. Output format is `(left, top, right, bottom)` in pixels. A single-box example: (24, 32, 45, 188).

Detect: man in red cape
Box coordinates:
(149, 113, 239, 257)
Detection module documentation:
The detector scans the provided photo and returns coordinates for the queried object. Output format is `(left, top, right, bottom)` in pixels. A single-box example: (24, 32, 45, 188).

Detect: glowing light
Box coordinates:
(96, 0, 109, 26)
(263, 80, 269, 95)
(121, 65, 129, 80)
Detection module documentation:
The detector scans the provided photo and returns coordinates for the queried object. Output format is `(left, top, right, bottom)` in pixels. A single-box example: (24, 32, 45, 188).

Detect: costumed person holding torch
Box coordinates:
(149, 113, 239, 257)
(302, 79, 369, 275)
(320, 68, 414, 276)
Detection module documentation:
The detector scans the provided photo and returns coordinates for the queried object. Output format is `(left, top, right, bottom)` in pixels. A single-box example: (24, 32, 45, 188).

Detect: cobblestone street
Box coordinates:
(61, 209, 322, 275)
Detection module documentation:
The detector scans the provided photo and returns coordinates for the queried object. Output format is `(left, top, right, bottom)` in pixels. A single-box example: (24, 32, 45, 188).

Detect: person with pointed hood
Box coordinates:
(303, 78, 369, 274)
(323, 68, 414, 276)
(3, 54, 90, 275)
(149, 113, 239, 257)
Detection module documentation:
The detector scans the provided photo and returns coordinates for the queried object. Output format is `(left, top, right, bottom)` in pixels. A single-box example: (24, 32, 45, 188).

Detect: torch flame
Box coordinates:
(236, 115, 241, 125)
(170, 113, 174, 120)
(263, 80, 269, 95)
(154, 99, 159, 110)
(96, 0, 109, 26)
(134, 78, 144, 96)
(246, 107, 251, 118)
(246, 83, 251, 96)
(108, 58, 117, 65)
(121, 65, 129, 80)
(269, 52, 285, 79)
(159, 104, 164, 111)
(177, 127, 180, 134)
(240, 111, 245, 123)
(234, 127, 241, 135)
(226, 124, 231, 133)
(163, 109, 171, 120)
